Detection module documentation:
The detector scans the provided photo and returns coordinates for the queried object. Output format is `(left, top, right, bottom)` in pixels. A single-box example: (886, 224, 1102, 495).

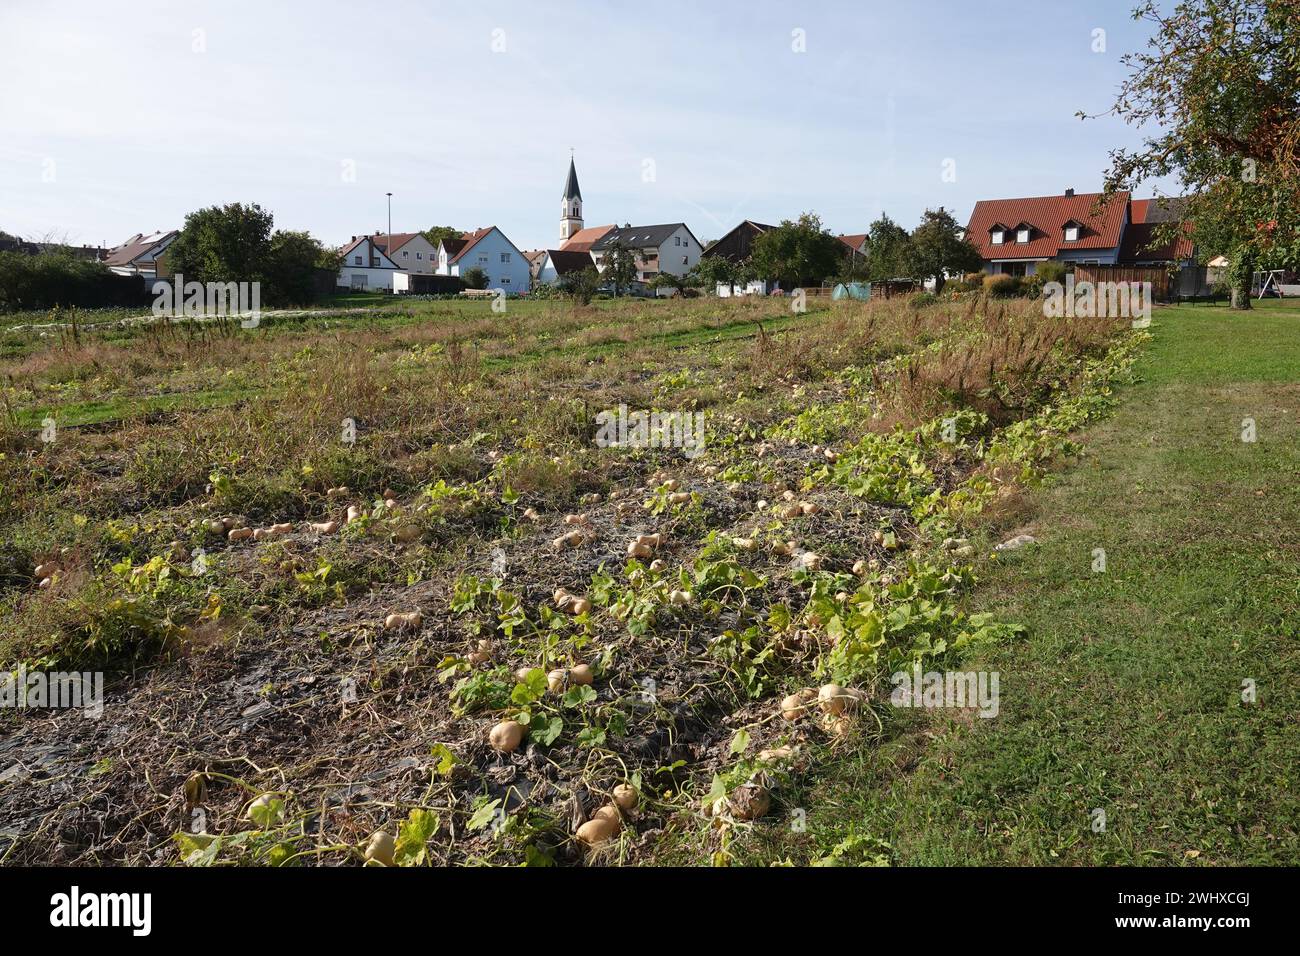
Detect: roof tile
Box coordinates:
(965, 191, 1130, 260)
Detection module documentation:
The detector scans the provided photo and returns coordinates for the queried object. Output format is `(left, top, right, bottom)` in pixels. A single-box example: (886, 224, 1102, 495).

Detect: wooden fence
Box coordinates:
(1072, 265, 1174, 301)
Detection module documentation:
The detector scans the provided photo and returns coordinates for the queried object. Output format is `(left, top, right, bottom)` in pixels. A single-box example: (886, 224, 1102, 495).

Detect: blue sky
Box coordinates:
(0, 0, 1179, 252)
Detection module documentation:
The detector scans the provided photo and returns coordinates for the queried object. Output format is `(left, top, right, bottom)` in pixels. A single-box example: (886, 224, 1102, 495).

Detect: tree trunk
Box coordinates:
(1227, 247, 1254, 310)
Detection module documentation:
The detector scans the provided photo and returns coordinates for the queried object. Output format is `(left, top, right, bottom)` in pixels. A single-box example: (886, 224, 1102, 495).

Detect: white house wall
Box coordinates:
(337, 266, 396, 291)
(447, 229, 531, 292)
(389, 235, 438, 274)
(337, 238, 399, 290)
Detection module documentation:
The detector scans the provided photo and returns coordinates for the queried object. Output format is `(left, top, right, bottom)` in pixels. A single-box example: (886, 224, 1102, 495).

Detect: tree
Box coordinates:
(265, 231, 334, 306)
(865, 214, 913, 281)
(600, 238, 638, 297)
(650, 268, 698, 297)
(559, 266, 600, 305)
(906, 207, 983, 292)
(461, 266, 488, 290)
(168, 202, 336, 305)
(1090, 0, 1300, 309)
(692, 255, 742, 295)
(168, 202, 275, 286)
(421, 226, 461, 251)
(749, 212, 844, 288)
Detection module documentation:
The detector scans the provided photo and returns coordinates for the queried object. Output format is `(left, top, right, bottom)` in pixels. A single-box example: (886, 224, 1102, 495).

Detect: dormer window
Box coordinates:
(991, 231, 1004, 245)
(1015, 223, 1032, 243)
(989, 222, 1008, 245)
(1062, 219, 1083, 242)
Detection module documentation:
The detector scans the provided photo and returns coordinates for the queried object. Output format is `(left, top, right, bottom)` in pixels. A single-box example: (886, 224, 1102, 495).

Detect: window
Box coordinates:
(416, 252, 422, 259)
(402, 251, 408, 258)
(1016, 228, 1030, 243)
(675, 236, 681, 246)
(1064, 226, 1079, 241)
(501, 277, 510, 284)
(500, 252, 511, 263)
(354, 255, 362, 265)
(991, 231, 1004, 245)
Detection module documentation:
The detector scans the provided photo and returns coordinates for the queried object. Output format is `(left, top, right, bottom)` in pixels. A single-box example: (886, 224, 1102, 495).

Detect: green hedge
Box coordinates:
(0, 252, 150, 312)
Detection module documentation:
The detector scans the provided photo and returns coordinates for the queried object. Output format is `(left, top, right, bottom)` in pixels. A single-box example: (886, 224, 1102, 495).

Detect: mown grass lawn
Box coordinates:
(743, 300, 1300, 866)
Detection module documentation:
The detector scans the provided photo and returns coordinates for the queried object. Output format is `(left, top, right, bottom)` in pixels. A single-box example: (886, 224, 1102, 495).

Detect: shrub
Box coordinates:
(909, 291, 939, 309)
(0, 252, 151, 312)
(984, 273, 1023, 298)
(559, 267, 600, 305)
(1035, 261, 1068, 285)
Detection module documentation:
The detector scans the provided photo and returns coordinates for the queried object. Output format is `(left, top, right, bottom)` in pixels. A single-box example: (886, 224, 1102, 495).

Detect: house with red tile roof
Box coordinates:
(559, 224, 614, 253)
(965, 189, 1195, 276)
(434, 226, 531, 292)
(1121, 197, 1195, 265)
(838, 233, 869, 257)
(337, 235, 400, 291)
(371, 232, 438, 274)
(104, 230, 178, 277)
(522, 249, 549, 281)
(838, 232, 869, 276)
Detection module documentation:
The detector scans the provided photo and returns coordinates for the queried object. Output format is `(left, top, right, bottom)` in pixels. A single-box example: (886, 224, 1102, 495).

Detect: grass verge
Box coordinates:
(731, 301, 1300, 866)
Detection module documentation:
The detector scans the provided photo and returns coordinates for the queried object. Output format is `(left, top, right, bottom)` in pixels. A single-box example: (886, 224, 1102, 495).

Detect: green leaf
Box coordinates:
(429, 743, 458, 777)
(510, 667, 547, 706)
(395, 808, 440, 866)
(247, 796, 284, 829)
(729, 728, 751, 755)
(523, 844, 555, 867)
(268, 842, 296, 867)
(172, 831, 219, 866)
(468, 799, 502, 832)
(562, 684, 597, 708)
(531, 714, 564, 746)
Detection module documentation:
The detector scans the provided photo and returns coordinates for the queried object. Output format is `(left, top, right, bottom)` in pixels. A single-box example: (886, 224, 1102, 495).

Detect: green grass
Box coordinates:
(6, 296, 814, 427)
(743, 300, 1300, 866)
(14, 384, 262, 428)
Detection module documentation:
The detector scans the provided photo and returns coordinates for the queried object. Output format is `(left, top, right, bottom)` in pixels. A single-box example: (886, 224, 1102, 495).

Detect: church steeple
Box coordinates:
(561, 153, 583, 242)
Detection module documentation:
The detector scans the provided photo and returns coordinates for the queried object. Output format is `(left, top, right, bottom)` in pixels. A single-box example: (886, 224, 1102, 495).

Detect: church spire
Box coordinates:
(563, 154, 582, 201)
(560, 152, 583, 243)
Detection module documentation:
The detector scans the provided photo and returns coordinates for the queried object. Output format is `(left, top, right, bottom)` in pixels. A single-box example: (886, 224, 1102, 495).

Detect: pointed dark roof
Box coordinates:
(563, 158, 581, 201)
(591, 223, 696, 251)
(545, 249, 596, 277)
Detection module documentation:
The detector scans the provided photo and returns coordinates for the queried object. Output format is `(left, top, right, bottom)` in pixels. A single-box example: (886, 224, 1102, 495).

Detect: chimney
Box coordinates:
(1065, 188, 1075, 197)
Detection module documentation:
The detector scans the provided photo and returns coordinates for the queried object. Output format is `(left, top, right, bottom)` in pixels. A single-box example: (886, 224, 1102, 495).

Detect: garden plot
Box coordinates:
(0, 294, 1139, 865)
